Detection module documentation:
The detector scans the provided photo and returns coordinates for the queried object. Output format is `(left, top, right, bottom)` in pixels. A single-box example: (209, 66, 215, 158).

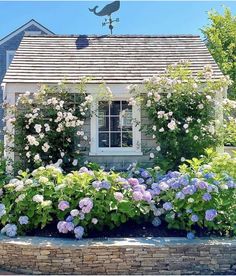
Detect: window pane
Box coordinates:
(99, 101, 109, 116)
(122, 132, 133, 147)
(111, 132, 121, 147)
(99, 117, 109, 131)
(99, 133, 109, 147)
(122, 101, 132, 111)
(110, 116, 120, 131)
(122, 110, 132, 130)
(110, 101, 120, 115)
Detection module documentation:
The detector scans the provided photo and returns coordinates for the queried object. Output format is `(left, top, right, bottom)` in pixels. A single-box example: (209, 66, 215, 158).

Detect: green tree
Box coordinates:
(202, 7, 236, 99)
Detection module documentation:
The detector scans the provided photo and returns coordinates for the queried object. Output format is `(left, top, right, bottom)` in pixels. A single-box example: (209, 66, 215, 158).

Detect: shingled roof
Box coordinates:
(3, 35, 223, 84)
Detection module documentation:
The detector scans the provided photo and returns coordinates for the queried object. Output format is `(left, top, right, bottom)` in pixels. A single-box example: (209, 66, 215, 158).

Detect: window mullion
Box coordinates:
(109, 102, 111, 148)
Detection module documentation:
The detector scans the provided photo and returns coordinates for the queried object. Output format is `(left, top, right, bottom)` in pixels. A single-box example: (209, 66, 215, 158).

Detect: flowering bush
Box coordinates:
(129, 61, 230, 170)
(0, 158, 236, 239)
(156, 149, 236, 236)
(4, 82, 92, 172)
(0, 165, 155, 239)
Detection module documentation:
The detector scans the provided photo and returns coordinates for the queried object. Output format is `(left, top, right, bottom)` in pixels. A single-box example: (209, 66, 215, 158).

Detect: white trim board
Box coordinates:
(0, 19, 54, 46)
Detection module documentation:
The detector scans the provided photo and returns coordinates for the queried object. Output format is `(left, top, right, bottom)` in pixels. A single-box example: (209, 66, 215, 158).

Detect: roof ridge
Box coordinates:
(24, 34, 200, 38)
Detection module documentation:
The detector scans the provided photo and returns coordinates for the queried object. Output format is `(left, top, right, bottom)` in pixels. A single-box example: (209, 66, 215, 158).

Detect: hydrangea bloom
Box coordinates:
(187, 232, 195, 240)
(132, 191, 143, 201)
(142, 191, 152, 202)
(191, 214, 199, 222)
(1, 224, 17, 237)
(205, 209, 217, 221)
(92, 218, 98, 224)
(163, 202, 173, 211)
(74, 226, 84, 239)
(57, 221, 74, 233)
(202, 193, 212, 201)
(32, 194, 44, 203)
(70, 209, 80, 217)
(0, 204, 6, 218)
(114, 192, 124, 202)
(152, 217, 162, 227)
(128, 178, 139, 186)
(101, 181, 111, 190)
(79, 197, 93, 213)
(58, 200, 70, 211)
(176, 191, 185, 200)
(18, 216, 29, 225)
(141, 170, 150, 179)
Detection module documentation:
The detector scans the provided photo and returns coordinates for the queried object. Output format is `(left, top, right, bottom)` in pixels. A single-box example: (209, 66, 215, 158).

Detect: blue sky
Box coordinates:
(0, 1, 235, 38)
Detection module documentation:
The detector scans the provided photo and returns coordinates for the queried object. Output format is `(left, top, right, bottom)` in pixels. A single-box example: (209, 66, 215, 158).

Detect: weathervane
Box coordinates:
(89, 1, 120, 35)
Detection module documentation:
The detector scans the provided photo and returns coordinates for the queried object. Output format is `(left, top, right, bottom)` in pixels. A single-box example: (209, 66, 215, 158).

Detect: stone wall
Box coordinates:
(0, 236, 236, 275)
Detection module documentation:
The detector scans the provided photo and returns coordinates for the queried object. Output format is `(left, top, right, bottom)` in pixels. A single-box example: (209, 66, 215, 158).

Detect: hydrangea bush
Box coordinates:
(1, 154, 236, 239)
(4, 82, 92, 172)
(0, 165, 155, 239)
(129, 61, 230, 170)
(222, 99, 236, 146)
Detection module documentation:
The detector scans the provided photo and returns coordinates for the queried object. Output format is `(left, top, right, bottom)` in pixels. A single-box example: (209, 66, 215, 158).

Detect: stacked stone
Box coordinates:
(0, 237, 235, 274)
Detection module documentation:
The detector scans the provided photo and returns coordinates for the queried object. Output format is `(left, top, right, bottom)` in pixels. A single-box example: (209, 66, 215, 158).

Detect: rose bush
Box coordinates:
(4, 82, 92, 172)
(129, 61, 231, 171)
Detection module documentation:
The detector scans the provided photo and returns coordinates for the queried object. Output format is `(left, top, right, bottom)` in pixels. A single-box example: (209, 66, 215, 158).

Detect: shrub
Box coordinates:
(4, 82, 92, 172)
(129, 61, 230, 171)
(152, 149, 236, 236)
(223, 99, 236, 146)
(0, 165, 155, 239)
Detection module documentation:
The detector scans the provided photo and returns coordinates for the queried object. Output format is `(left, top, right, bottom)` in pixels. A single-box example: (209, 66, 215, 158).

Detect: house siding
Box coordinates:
(0, 24, 49, 140)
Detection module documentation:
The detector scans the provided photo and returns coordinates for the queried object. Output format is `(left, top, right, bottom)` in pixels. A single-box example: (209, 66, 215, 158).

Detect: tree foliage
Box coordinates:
(202, 7, 236, 99)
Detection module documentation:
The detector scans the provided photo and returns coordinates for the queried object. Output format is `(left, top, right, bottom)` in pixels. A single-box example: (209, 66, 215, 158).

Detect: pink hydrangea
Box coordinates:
(58, 200, 70, 211)
(114, 192, 124, 202)
(79, 197, 93, 214)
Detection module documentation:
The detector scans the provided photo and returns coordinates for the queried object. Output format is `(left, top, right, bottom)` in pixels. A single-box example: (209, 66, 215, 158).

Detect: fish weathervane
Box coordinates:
(89, 1, 120, 34)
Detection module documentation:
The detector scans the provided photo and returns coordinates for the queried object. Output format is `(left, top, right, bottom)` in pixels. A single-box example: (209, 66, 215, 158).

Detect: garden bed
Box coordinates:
(0, 235, 236, 275)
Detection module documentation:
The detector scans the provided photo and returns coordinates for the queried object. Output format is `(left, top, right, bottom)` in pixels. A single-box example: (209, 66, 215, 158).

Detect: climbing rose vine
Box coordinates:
(129, 61, 231, 171)
(5, 82, 92, 172)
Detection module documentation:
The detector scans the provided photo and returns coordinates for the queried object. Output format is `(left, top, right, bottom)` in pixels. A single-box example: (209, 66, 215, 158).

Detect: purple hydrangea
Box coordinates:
(138, 178, 145, 184)
(132, 191, 143, 201)
(92, 180, 102, 190)
(152, 217, 162, 227)
(79, 197, 93, 213)
(141, 170, 150, 179)
(18, 216, 29, 225)
(187, 232, 195, 240)
(74, 226, 84, 239)
(182, 185, 196, 195)
(128, 178, 139, 186)
(58, 200, 70, 211)
(101, 180, 111, 190)
(66, 215, 74, 222)
(205, 209, 217, 221)
(163, 202, 173, 211)
(204, 173, 215, 179)
(202, 193, 212, 201)
(176, 191, 185, 200)
(1, 224, 17, 237)
(0, 204, 6, 218)
(191, 214, 199, 222)
(143, 191, 152, 202)
(197, 181, 208, 190)
(57, 221, 75, 233)
(158, 182, 169, 191)
(78, 167, 89, 173)
(114, 192, 124, 202)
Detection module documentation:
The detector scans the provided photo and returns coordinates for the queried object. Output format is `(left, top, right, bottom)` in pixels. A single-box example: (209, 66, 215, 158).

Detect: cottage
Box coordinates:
(2, 35, 224, 169)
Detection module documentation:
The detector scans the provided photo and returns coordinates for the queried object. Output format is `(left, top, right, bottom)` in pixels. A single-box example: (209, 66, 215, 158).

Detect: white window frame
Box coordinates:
(6, 50, 16, 70)
(90, 97, 142, 156)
